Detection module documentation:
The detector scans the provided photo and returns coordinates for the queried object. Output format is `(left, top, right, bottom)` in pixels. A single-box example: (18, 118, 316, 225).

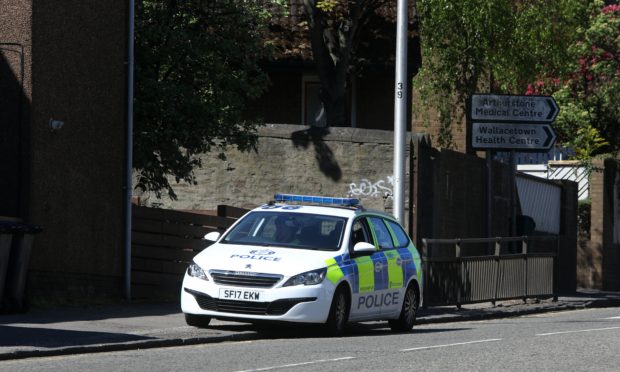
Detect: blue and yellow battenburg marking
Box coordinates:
(325, 246, 421, 293)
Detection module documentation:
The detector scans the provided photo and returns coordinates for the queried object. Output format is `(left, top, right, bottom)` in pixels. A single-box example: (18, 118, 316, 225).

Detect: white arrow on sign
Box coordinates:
(471, 94, 559, 123)
(471, 122, 557, 150)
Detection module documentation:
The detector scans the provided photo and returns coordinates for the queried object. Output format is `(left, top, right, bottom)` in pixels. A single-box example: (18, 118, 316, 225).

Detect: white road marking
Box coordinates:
(401, 338, 503, 352)
(536, 326, 620, 336)
(236, 357, 356, 372)
(604, 316, 620, 320)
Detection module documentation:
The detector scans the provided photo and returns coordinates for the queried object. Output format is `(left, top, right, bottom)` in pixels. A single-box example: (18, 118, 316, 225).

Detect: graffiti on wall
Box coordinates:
(348, 176, 394, 198)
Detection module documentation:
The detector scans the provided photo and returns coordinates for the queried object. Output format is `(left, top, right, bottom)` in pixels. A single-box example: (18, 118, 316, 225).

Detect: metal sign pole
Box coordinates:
(510, 150, 517, 239)
(393, 0, 408, 222)
(487, 150, 493, 238)
(125, 0, 135, 301)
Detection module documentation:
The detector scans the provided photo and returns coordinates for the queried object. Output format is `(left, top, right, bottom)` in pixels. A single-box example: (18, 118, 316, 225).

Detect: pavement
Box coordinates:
(1, 289, 619, 361)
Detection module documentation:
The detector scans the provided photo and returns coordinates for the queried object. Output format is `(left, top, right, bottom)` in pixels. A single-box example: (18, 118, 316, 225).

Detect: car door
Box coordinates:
(367, 216, 405, 317)
(347, 217, 384, 320)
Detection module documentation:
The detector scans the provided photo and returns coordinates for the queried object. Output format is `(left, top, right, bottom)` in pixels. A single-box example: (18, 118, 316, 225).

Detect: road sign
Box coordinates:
(470, 94, 559, 123)
(471, 122, 557, 151)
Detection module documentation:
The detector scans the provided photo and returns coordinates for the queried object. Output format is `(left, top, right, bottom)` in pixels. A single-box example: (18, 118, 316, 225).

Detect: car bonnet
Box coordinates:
(192, 242, 339, 277)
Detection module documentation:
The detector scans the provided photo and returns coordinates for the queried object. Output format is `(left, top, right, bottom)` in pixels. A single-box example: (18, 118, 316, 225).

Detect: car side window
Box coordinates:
(368, 217, 395, 250)
(350, 218, 373, 250)
(385, 219, 410, 248)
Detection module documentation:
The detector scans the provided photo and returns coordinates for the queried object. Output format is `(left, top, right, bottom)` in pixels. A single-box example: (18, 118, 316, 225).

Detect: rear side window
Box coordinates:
(386, 219, 410, 248)
(368, 217, 395, 249)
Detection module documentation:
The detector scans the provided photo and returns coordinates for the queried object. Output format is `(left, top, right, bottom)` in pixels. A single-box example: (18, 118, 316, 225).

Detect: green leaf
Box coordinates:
(134, 0, 274, 198)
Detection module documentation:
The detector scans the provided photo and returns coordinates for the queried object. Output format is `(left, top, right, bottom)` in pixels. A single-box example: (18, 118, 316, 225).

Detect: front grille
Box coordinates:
(209, 270, 282, 288)
(185, 288, 316, 316)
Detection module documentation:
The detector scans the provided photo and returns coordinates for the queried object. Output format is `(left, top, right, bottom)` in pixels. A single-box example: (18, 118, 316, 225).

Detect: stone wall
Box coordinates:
(143, 124, 410, 220)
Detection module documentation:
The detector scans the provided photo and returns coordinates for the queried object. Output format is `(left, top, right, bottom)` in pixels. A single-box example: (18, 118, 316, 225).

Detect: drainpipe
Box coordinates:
(125, 0, 135, 300)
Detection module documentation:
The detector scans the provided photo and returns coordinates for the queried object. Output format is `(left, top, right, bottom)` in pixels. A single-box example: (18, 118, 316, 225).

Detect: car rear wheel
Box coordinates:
(389, 284, 417, 332)
(325, 287, 349, 336)
(185, 313, 212, 328)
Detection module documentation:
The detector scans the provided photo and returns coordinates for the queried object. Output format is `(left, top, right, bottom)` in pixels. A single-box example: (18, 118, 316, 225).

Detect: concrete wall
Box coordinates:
(1, 1, 128, 302)
(140, 124, 409, 220)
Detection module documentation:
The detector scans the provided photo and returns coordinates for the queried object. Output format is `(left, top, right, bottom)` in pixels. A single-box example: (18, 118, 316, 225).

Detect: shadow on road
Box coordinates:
(0, 303, 179, 325)
(0, 325, 155, 348)
(206, 321, 471, 339)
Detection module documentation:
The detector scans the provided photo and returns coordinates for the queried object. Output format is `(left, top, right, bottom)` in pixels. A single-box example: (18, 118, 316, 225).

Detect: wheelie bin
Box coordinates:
(3, 223, 43, 312)
(0, 221, 20, 311)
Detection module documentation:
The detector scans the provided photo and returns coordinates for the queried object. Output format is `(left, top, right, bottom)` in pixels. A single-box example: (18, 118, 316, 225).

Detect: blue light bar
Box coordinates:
(274, 193, 360, 207)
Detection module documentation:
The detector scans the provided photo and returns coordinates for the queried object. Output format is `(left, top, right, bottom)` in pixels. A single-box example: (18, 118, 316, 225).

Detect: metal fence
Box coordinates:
(422, 236, 558, 307)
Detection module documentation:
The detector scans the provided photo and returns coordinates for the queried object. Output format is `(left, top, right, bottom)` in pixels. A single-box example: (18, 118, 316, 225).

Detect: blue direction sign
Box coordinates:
(470, 94, 559, 123)
(472, 122, 557, 151)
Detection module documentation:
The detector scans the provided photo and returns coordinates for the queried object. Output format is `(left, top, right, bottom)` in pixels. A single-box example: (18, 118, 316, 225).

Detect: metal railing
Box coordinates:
(422, 236, 558, 308)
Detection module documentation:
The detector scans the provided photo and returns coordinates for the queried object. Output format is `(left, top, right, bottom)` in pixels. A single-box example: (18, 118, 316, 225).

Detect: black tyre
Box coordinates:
(389, 284, 418, 332)
(185, 313, 212, 328)
(325, 287, 349, 336)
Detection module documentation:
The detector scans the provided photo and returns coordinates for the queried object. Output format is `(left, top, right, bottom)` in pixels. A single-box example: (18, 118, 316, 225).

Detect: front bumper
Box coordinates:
(181, 274, 334, 324)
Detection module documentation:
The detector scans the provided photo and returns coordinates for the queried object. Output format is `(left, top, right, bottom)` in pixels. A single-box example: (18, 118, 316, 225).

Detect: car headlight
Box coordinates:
(187, 262, 209, 281)
(283, 268, 326, 287)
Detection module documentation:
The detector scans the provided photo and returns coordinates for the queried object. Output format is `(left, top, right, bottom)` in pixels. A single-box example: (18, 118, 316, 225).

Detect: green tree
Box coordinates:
(550, 1, 620, 159)
(413, 0, 591, 150)
(134, 0, 274, 198)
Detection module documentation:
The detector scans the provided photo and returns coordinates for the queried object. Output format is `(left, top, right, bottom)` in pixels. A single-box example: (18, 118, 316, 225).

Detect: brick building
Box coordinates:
(582, 159, 620, 290)
(1, 1, 128, 302)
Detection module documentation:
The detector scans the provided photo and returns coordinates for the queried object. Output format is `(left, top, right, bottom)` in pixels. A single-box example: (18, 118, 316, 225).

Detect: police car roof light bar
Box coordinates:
(274, 193, 360, 207)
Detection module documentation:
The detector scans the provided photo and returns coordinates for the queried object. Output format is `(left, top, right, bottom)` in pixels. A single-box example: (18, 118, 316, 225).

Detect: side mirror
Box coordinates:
(353, 242, 376, 254)
(203, 231, 221, 242)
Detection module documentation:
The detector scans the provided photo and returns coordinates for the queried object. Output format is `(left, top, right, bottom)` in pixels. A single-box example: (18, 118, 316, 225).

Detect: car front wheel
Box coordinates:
(325, 287, 349, 336)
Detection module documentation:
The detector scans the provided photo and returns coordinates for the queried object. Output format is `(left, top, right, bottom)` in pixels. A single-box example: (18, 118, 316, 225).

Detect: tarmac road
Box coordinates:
(1, 307, 619, 371)
(0, 289, 619, 362)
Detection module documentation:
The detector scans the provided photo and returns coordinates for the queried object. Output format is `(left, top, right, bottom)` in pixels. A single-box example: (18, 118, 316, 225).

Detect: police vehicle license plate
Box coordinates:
(219, 288, 262, 302)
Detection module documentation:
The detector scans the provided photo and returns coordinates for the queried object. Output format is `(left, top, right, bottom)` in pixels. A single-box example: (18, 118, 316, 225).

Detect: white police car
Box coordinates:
(181, 194, 423, 335)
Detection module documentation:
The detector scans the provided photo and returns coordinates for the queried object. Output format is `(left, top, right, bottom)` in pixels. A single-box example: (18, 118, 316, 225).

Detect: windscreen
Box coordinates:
(221, 211, 346, 251)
